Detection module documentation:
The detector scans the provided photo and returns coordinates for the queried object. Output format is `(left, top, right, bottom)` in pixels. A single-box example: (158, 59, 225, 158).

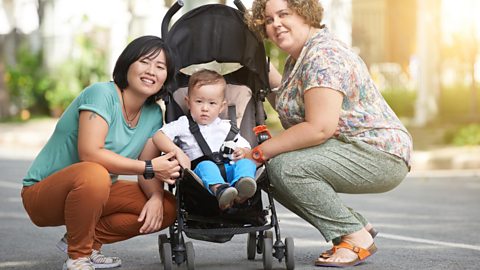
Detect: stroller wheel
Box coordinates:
(284, 237, 295, 270)
(260, 230, 273, 254)
(158, 234, 169, 263)
(262, 237, 273, 270)
(161, 242, 173, 270)
(247, 232, 256, 260)
(185, 241, 195, 270)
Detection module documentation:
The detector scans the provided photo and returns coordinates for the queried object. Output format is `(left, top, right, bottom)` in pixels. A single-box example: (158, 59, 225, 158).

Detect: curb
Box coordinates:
(1, 118, 479, 172)
(411, 147, 480, 171)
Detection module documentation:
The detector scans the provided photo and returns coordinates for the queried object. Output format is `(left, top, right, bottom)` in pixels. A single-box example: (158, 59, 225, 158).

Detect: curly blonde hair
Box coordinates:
(245, 0, 324, 39)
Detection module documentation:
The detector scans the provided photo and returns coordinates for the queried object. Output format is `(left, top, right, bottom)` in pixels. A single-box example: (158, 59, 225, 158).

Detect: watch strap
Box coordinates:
(143, 160, 154, 179)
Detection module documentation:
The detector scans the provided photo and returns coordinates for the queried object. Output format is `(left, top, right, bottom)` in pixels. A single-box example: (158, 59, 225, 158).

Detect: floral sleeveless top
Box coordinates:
(275, 27, 412, 168)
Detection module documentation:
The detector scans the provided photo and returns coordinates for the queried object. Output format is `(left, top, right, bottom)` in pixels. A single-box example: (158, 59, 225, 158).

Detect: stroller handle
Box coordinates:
(234, 0, 247, 13)
(161, 0, 184, 39)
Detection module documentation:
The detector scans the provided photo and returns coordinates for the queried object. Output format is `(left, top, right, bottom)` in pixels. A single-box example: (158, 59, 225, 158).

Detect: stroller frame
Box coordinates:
(158, 1, 294, 270)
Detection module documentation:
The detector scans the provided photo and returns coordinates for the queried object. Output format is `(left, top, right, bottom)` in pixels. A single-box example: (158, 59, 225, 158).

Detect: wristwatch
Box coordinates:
(143, 160, 155, 179)
(251, 146, 267, 164)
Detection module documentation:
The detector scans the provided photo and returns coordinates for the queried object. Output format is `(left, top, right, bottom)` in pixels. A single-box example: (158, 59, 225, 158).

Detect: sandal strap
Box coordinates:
(319, 247, 334, 258)
(332, 242, 372, 260)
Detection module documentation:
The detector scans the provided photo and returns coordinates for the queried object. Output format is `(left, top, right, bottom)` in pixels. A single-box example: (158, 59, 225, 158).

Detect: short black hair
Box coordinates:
(112, 35, 174, 103)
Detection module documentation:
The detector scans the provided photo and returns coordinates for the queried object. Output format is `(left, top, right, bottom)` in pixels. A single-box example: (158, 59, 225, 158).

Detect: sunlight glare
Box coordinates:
(442, 0, 480, 43)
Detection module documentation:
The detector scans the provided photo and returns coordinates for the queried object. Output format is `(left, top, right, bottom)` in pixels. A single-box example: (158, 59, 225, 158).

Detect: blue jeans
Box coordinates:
(193, 158, 256, 194)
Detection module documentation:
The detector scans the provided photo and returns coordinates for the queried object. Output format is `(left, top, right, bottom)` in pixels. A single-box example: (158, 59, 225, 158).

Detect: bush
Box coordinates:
(5, 44, 53, 115)
(439, 85, 480, 121)
(446, 124, 480, 146)
(5, 34, 108, 118)
(381, 88, 417, 118)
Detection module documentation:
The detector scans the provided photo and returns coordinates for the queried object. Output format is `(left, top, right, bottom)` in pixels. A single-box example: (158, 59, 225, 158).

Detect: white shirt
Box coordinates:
(160, 115, 251, 160)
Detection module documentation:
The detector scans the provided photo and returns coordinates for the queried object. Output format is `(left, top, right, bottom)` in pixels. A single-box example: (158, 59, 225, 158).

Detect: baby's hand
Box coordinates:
(232, 147, 247, 161)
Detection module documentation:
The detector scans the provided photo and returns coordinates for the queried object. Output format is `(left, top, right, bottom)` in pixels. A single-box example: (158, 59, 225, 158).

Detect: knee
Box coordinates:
(236, 158, 255, 168)
(71, 162, 111, 192)
(196, 160, 217, 170)
(266, 155, 286, 181)
(266, 153, 300, 187)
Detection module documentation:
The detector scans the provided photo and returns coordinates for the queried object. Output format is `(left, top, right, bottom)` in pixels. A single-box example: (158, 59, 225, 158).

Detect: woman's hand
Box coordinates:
(152, 152, 181, 185)
(138, 193, 163, 234)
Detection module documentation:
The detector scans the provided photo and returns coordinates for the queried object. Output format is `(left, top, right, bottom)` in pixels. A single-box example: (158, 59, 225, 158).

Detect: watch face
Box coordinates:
(144, 171, 154, 179)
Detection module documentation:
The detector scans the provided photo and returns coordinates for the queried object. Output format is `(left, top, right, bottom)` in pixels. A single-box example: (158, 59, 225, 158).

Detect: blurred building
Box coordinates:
(352, 0, 417, 69)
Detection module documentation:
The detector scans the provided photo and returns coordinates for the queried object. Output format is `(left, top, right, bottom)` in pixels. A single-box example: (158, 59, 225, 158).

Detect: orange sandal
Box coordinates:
(315, 241, 377, 267)
(320, 228, 378, 259)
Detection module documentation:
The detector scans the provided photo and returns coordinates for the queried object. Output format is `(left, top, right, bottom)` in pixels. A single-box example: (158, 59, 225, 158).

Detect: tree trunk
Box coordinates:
(413, 0, 441, 126)
(0, 57, 10, 118)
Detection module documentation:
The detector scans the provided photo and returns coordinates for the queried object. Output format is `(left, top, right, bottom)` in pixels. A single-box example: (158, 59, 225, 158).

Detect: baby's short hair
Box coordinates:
(188, 69, 226, 97)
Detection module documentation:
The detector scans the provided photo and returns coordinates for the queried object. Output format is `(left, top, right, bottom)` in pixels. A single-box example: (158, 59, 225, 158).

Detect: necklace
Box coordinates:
(121, 90, 142, 127)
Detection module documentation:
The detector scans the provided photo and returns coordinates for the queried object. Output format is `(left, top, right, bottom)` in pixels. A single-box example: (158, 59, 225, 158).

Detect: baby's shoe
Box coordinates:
(235, 177, 257, 204)
(215, 183, 238, 210)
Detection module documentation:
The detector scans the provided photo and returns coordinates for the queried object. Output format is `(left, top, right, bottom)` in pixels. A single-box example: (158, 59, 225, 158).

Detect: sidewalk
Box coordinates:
(1, 118, 480, 174)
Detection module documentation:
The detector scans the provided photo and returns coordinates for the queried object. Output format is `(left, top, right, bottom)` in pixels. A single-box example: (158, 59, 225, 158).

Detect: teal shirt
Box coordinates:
(23, 82, 163, 186)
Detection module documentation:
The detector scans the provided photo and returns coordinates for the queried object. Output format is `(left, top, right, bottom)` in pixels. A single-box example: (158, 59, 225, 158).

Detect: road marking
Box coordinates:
(278, 216, 480, 252)
(7, 197, 21, 202)
(0, 212, 29, 218)
(0, 180, 22, 190)
(380, 233, 480, 251)
(0, 261, 37, 268)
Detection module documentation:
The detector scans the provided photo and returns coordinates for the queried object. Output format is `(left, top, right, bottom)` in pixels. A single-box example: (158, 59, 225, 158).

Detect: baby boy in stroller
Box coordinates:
(152, 69, 258, 211)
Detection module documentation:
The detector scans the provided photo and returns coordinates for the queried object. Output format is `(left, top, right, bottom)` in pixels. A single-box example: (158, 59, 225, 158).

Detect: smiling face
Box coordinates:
(186, 81, 226, 126)
(126, 50, 167, 97)
(264, 0, 311, 59)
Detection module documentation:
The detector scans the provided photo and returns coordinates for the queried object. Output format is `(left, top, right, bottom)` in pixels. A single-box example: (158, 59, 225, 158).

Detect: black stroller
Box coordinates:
(158, 1, 294, 269)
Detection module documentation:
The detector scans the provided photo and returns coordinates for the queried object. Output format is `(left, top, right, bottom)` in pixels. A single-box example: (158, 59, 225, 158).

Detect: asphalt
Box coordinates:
(1, 118, 479, 176)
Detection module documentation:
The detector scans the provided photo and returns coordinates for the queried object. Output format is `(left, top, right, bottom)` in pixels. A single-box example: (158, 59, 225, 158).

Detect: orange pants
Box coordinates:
(21, 162, 176, 259)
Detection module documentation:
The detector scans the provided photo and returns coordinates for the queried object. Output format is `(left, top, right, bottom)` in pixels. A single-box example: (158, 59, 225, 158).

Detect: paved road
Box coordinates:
(1, 158, 479, 269)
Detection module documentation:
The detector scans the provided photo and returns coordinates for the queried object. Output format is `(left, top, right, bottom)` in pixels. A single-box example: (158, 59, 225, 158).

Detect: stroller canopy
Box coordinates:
(163, 4, 269, 99)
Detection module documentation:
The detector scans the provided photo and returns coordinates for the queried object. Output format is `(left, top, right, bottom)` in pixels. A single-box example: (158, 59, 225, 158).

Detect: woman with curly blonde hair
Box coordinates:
(245, 0, 412, 267)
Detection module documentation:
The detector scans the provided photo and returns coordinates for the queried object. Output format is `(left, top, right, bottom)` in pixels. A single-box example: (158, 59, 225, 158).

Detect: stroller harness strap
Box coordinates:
(187, 114, 239, 180)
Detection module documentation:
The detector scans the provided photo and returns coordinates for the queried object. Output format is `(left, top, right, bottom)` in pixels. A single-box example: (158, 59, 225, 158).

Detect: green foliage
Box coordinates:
(381, 88, 417, 118)
(438, 84, 480, 120)
(445, 124, 480, 146)
(5, 34, 108, 117)
(45, 35, 108, 113)
(264, 40, 287, 74)
(5, 44, 53, 115)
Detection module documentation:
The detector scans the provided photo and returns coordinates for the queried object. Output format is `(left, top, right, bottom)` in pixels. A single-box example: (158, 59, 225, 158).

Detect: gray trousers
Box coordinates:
(266, 135, 409, 241)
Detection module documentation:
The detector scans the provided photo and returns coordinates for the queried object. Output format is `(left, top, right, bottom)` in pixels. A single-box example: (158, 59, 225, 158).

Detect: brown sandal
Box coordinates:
(315, 241, 377, 267)
(320, 228, 378, 259)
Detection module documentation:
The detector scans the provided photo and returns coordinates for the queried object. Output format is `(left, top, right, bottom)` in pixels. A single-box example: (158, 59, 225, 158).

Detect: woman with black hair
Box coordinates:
(21, 35, 179, 270)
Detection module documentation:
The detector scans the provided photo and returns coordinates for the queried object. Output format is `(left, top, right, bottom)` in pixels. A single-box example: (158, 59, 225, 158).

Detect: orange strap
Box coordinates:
(331, 242, 371, 260)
